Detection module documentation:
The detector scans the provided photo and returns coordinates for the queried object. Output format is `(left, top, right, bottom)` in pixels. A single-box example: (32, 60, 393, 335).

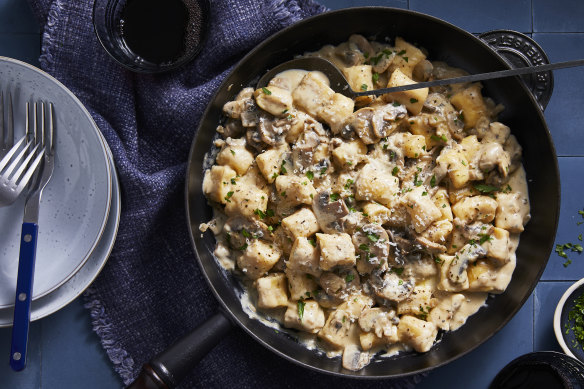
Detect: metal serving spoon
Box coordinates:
(257, 56, 584, 97)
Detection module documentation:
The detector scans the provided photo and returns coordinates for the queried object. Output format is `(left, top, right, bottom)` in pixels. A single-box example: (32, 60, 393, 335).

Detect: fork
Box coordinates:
(9, 101, 55, 372)
(0, 133, 45, 207)
(0, 94, 45, 207)
(0, 90, 14, 159)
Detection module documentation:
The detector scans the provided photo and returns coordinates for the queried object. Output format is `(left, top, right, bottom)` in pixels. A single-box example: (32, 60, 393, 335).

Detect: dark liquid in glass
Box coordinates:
(120, 0, 201, 65)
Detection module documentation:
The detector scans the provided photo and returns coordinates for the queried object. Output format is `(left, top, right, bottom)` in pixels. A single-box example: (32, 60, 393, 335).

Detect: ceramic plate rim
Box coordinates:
(0, 56, 112, 307)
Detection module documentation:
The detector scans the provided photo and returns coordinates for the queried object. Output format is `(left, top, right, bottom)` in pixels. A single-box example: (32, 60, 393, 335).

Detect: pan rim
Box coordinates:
(185, 6, 560, 379)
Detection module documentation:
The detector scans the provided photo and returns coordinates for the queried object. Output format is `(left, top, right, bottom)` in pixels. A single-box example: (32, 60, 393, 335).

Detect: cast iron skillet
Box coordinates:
(128, 7, 560, 389)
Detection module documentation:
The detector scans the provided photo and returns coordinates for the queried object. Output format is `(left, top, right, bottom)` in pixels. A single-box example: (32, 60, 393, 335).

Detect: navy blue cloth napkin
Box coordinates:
(27, 1, 423, 387)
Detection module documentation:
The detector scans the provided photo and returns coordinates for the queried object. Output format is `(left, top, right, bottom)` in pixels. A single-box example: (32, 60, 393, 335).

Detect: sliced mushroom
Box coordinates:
(479, 142, 510, 177)
(358, 307, 397, 337)
(223, 216, 272, 249)
(448, 243, 487, 284)
(320, 269, 360, 299)
(257, 113, 288, 146)
(342, 345, 371, 371)
(222, 87, 254, 119)
(371, 104, 407, 139)
(349, 34, 374, 57)
(423, 93, 465, 140)
(372, 51, 396, 74)
(343, 107, 376, 144)
(334, 41, 365, 67)
(457, 220, 494, 240)
(312, 191, 350, 233)
(353, 224, 390, 272)
(387, 229, 422, 261)
(240, 109, 258, 127)
(341, 211, 366, 236)
(312, 289, 343, 309)
(246, 127, 267, 152)
(413, 59, 434, 82)
(319, 309, 354, 348)
(370, 272, 413, 302)
(218, 119, 246, 139)
(414, 235, 446, 254)
(292, 130, 321, 171)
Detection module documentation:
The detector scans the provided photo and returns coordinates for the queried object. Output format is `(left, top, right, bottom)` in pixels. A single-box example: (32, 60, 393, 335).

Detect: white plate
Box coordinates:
(0, 57, 111, 307)
(0, 129, 120, 326)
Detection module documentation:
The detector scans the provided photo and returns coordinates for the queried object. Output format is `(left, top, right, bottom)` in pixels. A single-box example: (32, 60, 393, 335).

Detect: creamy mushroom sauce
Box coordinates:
(200, 35, 531, 371)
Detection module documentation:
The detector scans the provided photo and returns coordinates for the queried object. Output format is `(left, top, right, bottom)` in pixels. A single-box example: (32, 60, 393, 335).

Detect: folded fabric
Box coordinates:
(27, 0, 423, 387)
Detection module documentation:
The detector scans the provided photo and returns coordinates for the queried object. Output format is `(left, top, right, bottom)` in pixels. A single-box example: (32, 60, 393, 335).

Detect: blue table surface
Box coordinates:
(1, 0, 584, 388)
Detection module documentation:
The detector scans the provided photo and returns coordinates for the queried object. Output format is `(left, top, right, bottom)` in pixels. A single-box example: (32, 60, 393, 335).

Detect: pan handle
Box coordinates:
(126, 311, 233, 389)
(478, 30, 554, 111)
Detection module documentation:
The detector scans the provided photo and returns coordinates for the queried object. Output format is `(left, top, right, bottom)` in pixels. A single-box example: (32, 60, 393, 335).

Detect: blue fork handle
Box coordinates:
(9, 222, 38, 371)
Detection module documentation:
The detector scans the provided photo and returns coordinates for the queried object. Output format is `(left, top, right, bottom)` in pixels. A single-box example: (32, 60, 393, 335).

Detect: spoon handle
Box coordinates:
(356, 58, 584, 96)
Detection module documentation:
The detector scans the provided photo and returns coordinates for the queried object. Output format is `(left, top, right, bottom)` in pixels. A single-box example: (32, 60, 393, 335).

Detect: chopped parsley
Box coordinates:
(397, 49, 407, 56)
(345, 274, 355, 282)
(330, 193, 340, 201)
(280, 160, 287, 174)
(280, 191, 287, 197)
(360, 84, 368, 91)
(430, 134, 448, 142)
(306, 170, 314, 180)
(359, 244, 370, 252)
(410, 98, 418, 104)
(320, 166, 328, 176)
(392, 166, 399, 176)
(254, 209, 266, 219)
(478, 234, 493, 244)
(430, 174, 436, 188)
(230, 149, 235, 155)
(224, 191, 234, 202)
(372, 72, 379, 83)
(297, 300, 305, 321)
(392, 101, 401, 107)
(345, 179, 354, 190)
(367, 233, 379, 242)
(565, 292, 584, 351)
(231, 178, 237, 185)
(473, 183, 500, 194)
(308, 239, 316, 247)
(392, 267, 404, 276)
(241, 228, 252, 238)
(237, 243, 248, 251)
(413, 173, 423, 186)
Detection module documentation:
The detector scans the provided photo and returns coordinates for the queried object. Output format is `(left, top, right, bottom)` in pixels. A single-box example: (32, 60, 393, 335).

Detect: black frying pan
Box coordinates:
(128, 7, 560, 389)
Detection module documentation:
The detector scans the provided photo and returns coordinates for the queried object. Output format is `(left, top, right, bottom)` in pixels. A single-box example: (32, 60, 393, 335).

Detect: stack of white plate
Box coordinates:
(0, 57, 120, 326)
